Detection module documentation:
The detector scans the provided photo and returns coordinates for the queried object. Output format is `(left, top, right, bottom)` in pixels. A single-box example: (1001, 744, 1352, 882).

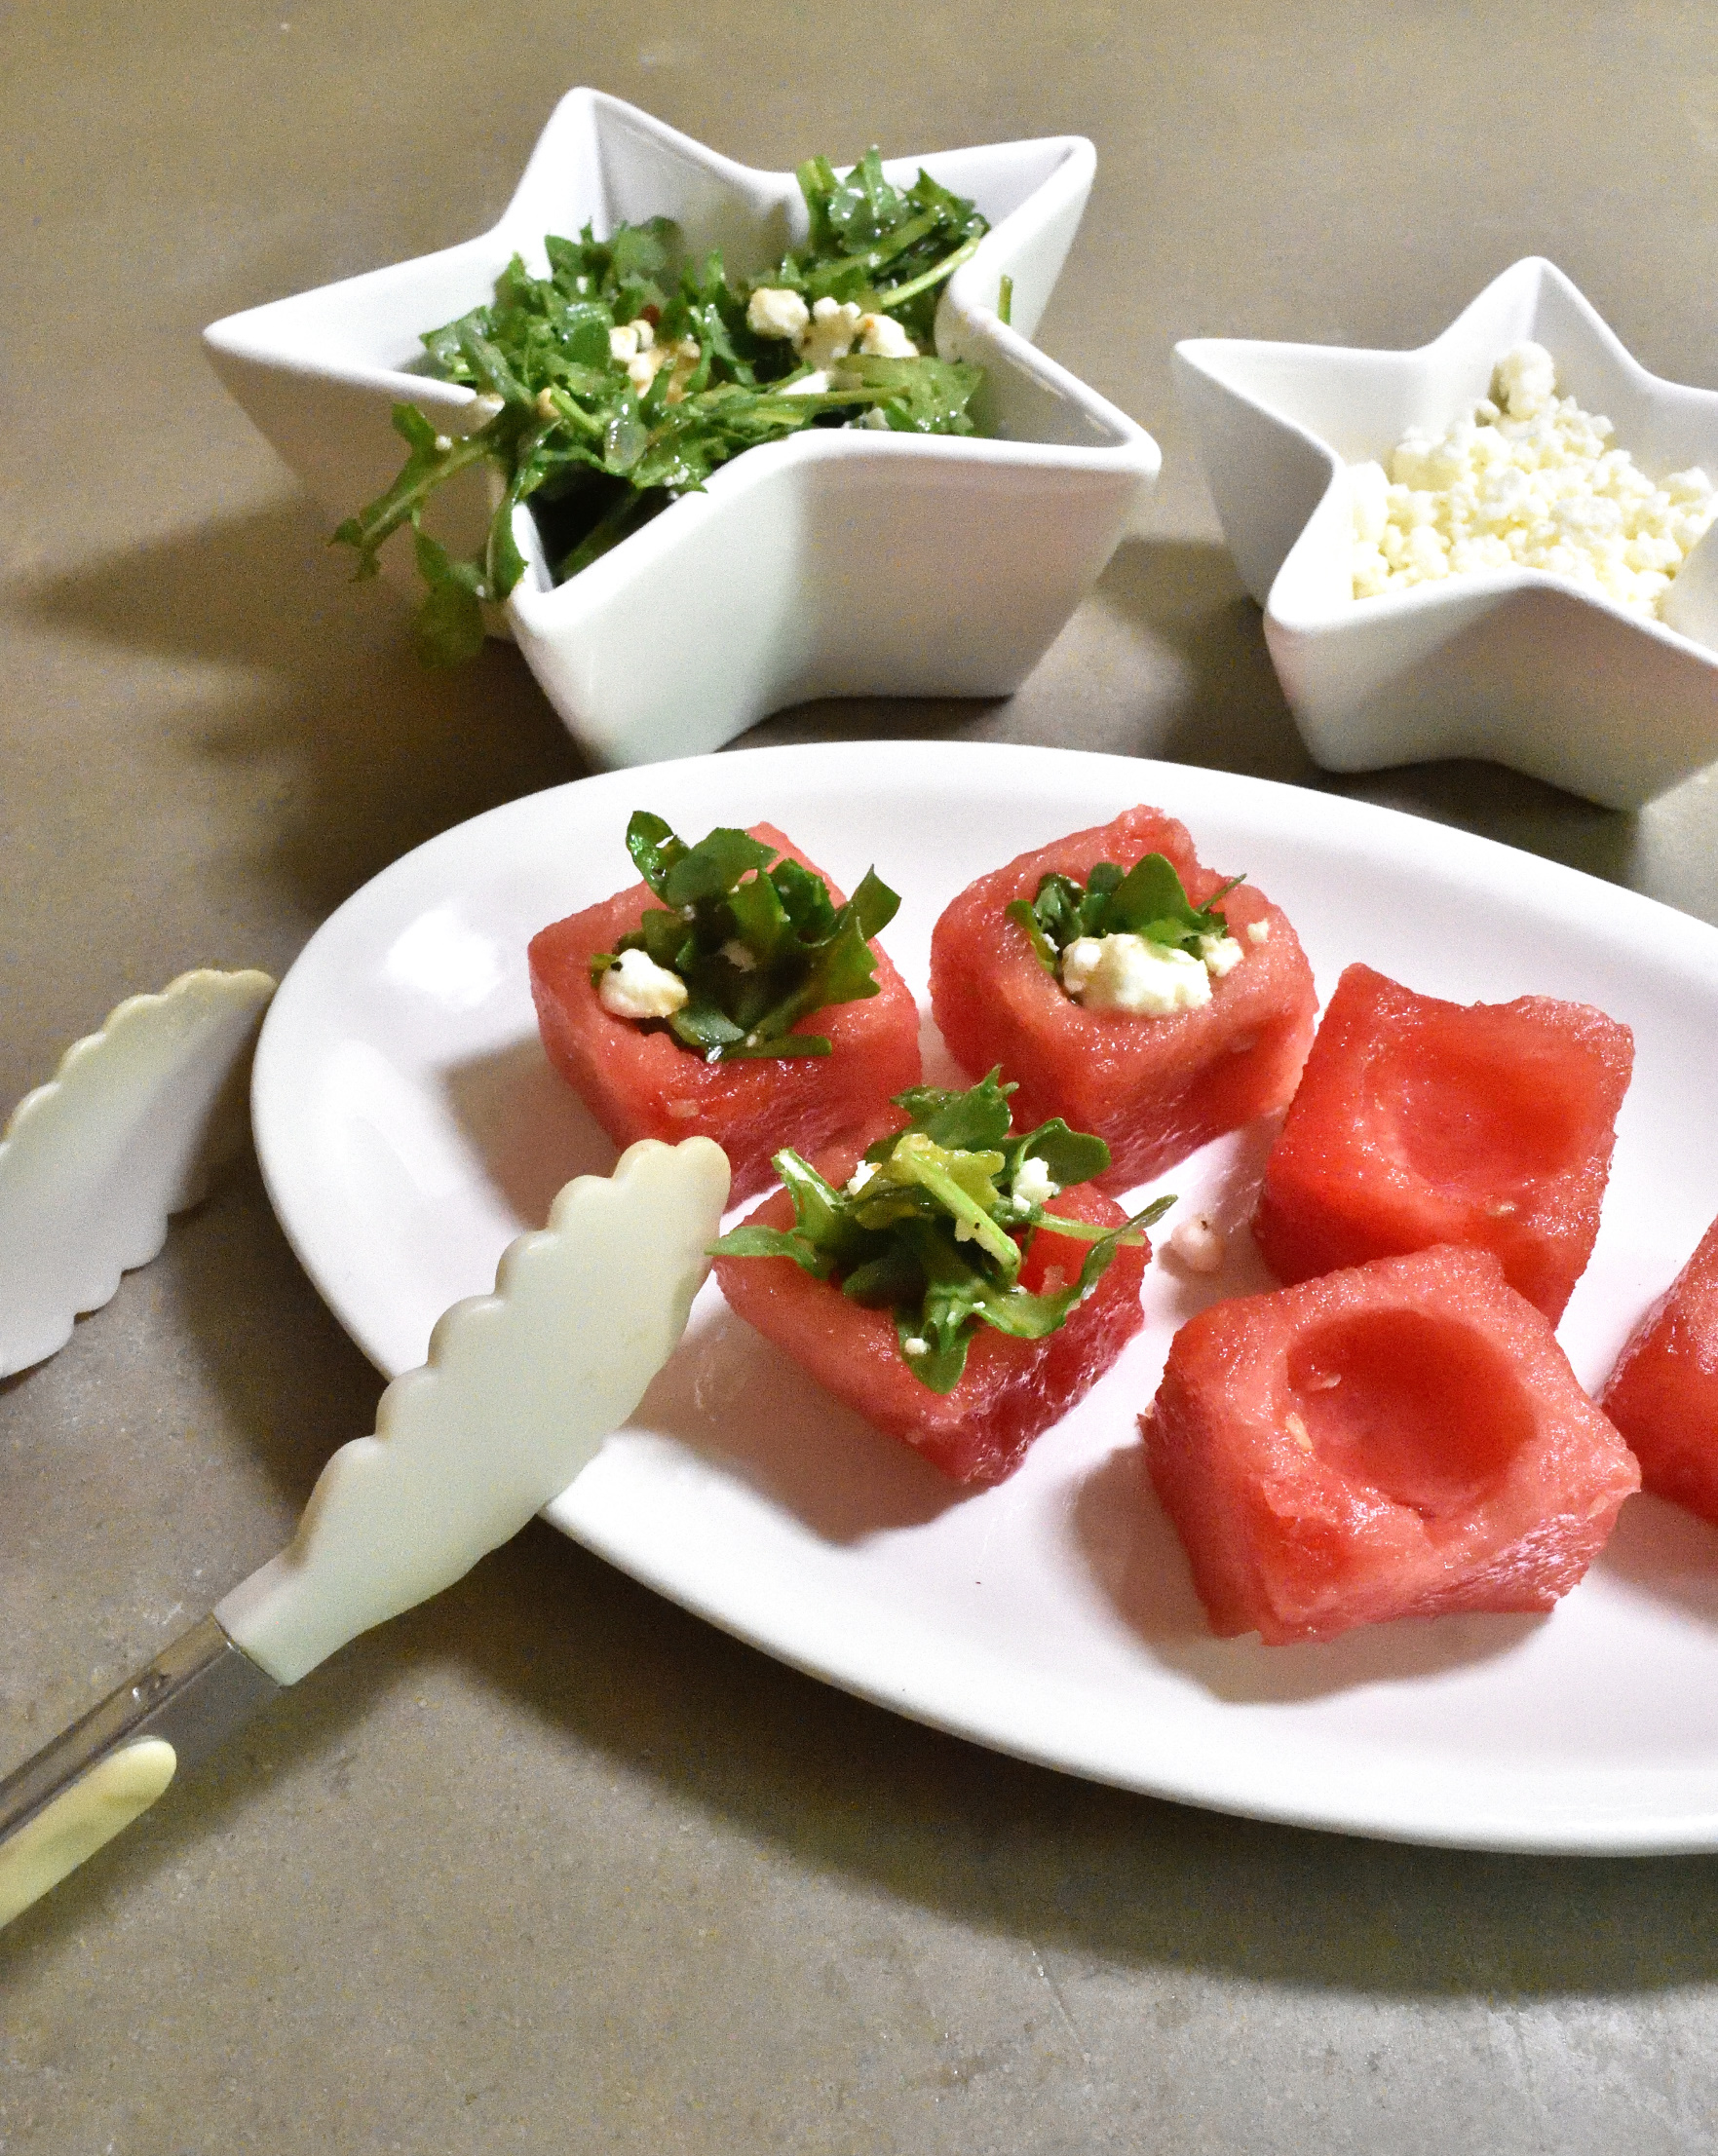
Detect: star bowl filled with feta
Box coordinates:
(1174, 257, 1718, 809)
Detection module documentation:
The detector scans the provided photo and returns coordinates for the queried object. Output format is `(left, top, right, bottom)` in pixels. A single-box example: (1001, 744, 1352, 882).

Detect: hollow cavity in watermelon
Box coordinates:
(928, 806, 1317, 1191)
(1252, 963, 1632, 1323)
(1601, 1210, 1718, 1526)
(713, 1142, 1149, 1486)
(529, 823, 922, 1203)
(1143, 1244, 1639, 1645)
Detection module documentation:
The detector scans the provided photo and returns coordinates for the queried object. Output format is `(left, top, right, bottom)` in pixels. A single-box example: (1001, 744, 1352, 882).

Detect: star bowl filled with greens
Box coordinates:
(203, 88, 1160, 769)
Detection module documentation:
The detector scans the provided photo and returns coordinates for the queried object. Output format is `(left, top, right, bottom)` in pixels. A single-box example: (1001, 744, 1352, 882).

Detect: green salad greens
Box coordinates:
(710, 1074, 1172, 1393)
(1007, 854, 1245, 975)
(333, 150, 988, 665)
(591, 812, 899, 1062)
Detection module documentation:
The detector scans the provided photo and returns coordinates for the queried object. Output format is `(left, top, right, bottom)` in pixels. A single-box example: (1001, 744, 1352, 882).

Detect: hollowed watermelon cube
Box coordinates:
(1253, 964, 1633, 1323)
(529, 823, 922, 1203)
(713, 1143, 1149, 1486)
(1601, 1210, 1718, 1526)
(928, 806, 1317, 1191)
(1144, 1244, 1640, 1645)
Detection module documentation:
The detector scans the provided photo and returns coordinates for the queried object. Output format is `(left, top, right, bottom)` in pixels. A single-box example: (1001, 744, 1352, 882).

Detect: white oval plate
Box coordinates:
(252, 741, 1718, 1853)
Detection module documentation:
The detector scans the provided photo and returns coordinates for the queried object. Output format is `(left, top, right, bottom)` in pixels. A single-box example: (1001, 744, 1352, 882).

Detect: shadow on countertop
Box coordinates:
(450, 1513, 1718, 2003)
(19, 499, 590, 922)
(23, 512, 1645, 914)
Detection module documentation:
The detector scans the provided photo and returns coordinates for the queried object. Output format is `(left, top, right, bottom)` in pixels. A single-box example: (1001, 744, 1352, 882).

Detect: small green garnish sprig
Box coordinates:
(591, 812, 900, 1063)
(1006, 854, 1245, 976)
(710, 1073, 1172, 1393)
(333, 151, 988, 665)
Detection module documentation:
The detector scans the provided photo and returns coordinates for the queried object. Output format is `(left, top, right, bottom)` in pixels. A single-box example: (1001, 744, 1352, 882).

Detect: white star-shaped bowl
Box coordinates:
(204, 89, 1159, 769)
(1173, 258, 1718, 810)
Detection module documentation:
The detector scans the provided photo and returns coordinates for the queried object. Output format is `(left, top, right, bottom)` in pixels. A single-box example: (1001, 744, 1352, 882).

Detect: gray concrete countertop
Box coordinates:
(5, 5, 1717, 2149)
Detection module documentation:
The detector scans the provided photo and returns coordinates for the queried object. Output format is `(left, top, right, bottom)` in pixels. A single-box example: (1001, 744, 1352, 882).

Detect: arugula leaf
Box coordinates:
(410, 528, 487, 666)
(710, 1075, 1172, 1393)
(625, 811, 687, 895)
(661, 827, 778, 907)
(879, 1070, 1016, 1155)
(1010, 1118, 1112, 1191)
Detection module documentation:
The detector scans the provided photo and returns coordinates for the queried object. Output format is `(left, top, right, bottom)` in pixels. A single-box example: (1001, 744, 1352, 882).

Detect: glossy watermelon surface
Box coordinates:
(1601, 1211, 1718, 1526)
(1144, 1245, 1640, 1645)
(529, 823, 922, 1202)
(713, 1142, 1149, 1486)
(1253, 963, 1633, 1322)
(928, 805, 1317, 1191)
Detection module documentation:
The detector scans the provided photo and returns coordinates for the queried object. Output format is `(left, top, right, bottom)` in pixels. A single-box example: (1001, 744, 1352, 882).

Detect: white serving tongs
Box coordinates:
(0, 969, 278, 1377)
(0, 975, 730, 1925)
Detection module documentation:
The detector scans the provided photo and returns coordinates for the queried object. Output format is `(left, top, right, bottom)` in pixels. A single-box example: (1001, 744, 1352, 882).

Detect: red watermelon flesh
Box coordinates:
(1601, 1211, 1718, 1526)
(529, 823, 922, 1203)
(1252, 964, 1633, 1323)
(928, 806, 1317, 1191)
(713, 1142, 1149, 1486)
(1143, 1245, 1639, 1645)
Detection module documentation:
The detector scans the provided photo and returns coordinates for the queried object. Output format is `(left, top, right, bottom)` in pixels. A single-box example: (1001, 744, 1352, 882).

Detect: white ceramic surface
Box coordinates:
(204, 90, 1160, 770)
(250, 741, 1718, 1853)
(218, 1137, 728, 1684)
(0, 968, 276, 1377)
(1174, 258, 1718, 810)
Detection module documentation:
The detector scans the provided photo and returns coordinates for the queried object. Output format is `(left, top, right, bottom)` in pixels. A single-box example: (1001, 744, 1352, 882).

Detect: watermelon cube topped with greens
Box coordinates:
(711, 1073, 1166, 1484)
(929, 807, 1318, 1190)
(530, 816, 921, 1201)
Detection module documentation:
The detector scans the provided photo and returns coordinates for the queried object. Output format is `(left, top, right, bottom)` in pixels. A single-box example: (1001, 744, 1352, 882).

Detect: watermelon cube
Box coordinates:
(1144, 1244, 1640, 1645)
(713, 1143, 1148, 1485)
(1601, 1211, 1718, 1526)
(928, 806, 1317, 1190)
(1253, 964, 1632, 1323)
(529, 823, 922, 1203)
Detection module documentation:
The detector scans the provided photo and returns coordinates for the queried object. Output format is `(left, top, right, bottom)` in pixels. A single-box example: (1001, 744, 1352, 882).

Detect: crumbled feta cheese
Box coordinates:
(719, 939, 757, 972)
(470, 392, 505, 425)
(783, 369, 830, 397)
(845, 1160, 878, 1195)
(857, 312, 918, 359)
(1061, 933, 1212, 1015)
(613, 321, 701, 401)
(598, 949, 689, 1021)
(1494, 340, 1557, 421)
(1012, 1154, 1059, 1208)
(1245, 920, 1271, 945)
(746, 286, 811, 341)
(1350, 339, 1718, 621)
(903, 1336, 929, 1356)
(855, 407, 893, 430)
(1167, 1211, 1226, 1274)
(609, 320, 653, 363)
(798, 297, 863, 370)
(1197, 932, 1244, 979)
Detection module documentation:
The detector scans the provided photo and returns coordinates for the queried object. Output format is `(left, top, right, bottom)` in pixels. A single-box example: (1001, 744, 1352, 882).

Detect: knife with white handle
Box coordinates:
(0, 1134, 731, 1928)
